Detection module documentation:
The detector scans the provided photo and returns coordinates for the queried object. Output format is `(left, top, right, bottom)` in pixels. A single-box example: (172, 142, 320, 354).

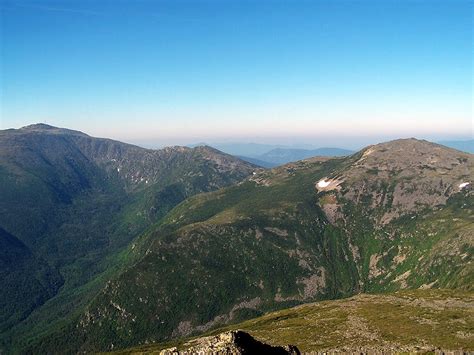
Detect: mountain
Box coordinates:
(120, 289, 473, 354)
(189, 143, 293, 157)
(27, 138, 472, 353)
(236, 155, 277, 168)
(438, 139, 474, 154)
(251, 147, 354, 166)
(0, 124, 258, 351)
(192, 143, 354, 167)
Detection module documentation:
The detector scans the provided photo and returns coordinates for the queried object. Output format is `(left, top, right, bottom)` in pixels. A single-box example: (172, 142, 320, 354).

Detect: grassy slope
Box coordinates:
(114, 289, 474, 354)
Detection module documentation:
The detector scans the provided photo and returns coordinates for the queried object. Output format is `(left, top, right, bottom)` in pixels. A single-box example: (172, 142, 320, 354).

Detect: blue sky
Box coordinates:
(1, 0, 472, 148)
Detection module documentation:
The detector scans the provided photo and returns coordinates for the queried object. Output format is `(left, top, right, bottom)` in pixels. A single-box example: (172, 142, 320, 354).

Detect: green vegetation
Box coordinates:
(0, 125, 256, 353)
(0, 228, 63, 334)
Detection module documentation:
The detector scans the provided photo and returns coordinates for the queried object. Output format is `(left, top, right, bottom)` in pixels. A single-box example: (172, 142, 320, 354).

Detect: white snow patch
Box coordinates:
(317, 180, 331, 188)
(316, 177, 343, 191)
(459, 182, 470, 189)
(117, 168, 120, 172)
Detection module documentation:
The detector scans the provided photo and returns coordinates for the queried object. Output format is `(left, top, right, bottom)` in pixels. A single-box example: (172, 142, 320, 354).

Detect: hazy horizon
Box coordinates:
(3, 121, 473, 152)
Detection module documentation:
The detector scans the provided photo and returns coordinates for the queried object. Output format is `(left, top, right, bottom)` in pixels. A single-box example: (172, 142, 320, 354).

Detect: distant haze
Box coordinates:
(126, 135, 473, 152)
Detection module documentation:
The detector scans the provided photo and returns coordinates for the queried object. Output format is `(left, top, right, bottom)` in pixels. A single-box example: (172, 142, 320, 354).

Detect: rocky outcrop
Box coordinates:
(159, 330, 300, 354)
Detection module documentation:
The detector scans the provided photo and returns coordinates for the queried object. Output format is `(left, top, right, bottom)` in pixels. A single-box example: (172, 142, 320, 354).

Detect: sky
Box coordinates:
(0, 0, 472, 149)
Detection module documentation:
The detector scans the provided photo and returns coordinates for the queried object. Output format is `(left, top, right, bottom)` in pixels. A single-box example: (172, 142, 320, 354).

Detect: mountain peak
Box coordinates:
(21, 123, 57, 130)
(357, 138, 471, 164)
(20, 123, 89, 137)
(367, 138, 432, 150)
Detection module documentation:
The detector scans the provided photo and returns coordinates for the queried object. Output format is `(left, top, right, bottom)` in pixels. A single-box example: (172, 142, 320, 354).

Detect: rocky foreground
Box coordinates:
(159, 330, 300, 354)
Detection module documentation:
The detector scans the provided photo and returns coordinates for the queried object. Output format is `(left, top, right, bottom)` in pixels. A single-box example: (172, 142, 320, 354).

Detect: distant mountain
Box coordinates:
(189, 142, 331, 158)
(189, 142, 288, 157)
(36, 138, 472, 353)
(253, 147, 354, 166)
(0, 124, 257, 352)
(236, 155, 278, 168)
(191, 143, 354, 167)
(438, 139, 474, 154)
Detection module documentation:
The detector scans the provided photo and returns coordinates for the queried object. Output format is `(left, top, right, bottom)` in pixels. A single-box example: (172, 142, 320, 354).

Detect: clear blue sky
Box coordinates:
(1, 0, 472, 148)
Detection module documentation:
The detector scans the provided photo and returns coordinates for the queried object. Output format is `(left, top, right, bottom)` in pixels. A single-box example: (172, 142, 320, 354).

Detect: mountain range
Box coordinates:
(0, 124, 472, 353)
(239, 147, 354, 167)
(190, 142, 354, 167)
(192, 140, 473, 168)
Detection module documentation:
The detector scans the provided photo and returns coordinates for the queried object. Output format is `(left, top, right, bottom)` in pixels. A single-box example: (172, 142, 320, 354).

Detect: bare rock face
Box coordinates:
(159, 330, 300, 354)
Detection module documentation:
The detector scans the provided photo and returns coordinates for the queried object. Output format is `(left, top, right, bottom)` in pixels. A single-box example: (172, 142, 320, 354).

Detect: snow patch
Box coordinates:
(459, 182, 470, 189)
(316, 177, 343, 191)
(317, 180, 330, 188)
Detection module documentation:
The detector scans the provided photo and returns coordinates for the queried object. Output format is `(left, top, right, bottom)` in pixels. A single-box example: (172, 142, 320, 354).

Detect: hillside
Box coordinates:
(0, 124, 257, 352)
(26, 138, 473, 353)
(0, 228, 63, 334)
(117, 289, 474, 354)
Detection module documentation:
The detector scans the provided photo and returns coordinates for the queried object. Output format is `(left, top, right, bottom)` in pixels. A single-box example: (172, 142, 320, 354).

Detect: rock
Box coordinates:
(159, 330, 300, 354)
